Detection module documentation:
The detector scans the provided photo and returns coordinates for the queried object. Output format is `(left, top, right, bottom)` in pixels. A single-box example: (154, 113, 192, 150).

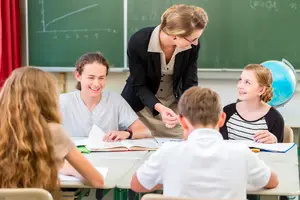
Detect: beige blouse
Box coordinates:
(48, 123, 74, 163)
(137, 25, 192, 138)
(147, 25, 191, 107)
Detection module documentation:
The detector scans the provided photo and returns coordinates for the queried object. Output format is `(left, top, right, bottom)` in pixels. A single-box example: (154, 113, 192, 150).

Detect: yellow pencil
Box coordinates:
(250, 148, 260, 153)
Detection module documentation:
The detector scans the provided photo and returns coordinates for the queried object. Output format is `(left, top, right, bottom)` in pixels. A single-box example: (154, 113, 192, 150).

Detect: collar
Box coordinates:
(147, 25, 192, 53)
(147, 26, 162, 53)
(187, 128, 224, 141)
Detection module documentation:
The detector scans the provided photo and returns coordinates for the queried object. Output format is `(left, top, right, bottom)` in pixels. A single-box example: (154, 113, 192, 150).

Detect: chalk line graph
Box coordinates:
(36, 0, 117, 35)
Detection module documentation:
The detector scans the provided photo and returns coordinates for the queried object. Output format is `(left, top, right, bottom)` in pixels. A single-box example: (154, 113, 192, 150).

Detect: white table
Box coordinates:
(248, 163, 300, 196)
(61, 151, 148, 189)
(65, 137, 300, 197)
(117, 151, 152, 189)
(251, 146, 300, 196)
(117, 146, 300, 197)
(258, 144, 298, 165)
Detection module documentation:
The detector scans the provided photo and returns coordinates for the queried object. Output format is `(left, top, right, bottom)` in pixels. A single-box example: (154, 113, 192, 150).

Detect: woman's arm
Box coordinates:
(127, 35, 160, 115)
(266, 108, 284, 143)
(51, 123, 104, 187)
(182, 43, 200, 91)
(219, 104, 236, 140)
(62, 147, 104, 188)
(129, 119, 152, 139)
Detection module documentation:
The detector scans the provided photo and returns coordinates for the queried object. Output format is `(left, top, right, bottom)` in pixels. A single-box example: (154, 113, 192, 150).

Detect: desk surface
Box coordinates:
(258, 144, 298, 165)
(248, 163, 300, 196)
(66, 137, 300, 195)
(60, 151, 148, 189)
(117, 152, 152, 189)
(117, 146, 300, 196)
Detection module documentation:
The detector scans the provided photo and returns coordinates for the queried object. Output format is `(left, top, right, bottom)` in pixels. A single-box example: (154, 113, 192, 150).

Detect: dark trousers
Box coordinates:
(96, 189, 104, 200)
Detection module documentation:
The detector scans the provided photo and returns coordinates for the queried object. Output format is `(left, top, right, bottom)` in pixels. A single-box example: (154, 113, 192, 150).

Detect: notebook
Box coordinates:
(86, 125, 159, 151)
(71, 138, 90, 153)
(59, 167, 108, 182)
(227, 140, 295, 153)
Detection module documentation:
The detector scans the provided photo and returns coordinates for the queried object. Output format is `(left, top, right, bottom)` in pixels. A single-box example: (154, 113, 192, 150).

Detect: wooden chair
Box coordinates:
(0, 188, 53, 200)
(283, 124, 294, 143)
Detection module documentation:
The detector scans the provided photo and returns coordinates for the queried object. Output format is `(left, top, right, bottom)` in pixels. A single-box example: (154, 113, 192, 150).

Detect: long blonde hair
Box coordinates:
(244, 64, 273, 102)
(0, 67, 60, 197)
(160, 4, 208, 37)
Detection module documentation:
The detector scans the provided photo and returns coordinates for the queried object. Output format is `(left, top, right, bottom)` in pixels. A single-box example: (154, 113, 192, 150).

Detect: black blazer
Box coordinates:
(121, 27, 200, 116)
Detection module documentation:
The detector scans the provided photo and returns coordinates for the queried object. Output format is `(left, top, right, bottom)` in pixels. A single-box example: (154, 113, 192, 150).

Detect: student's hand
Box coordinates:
(254, 130, 278, 144)
(103, 131, 130, 142)
(155, 103, 178, 128)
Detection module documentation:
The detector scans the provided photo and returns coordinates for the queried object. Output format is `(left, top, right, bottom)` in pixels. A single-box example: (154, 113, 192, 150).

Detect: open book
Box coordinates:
(227, 140, 295, 153)
(86, 125, 159, 151)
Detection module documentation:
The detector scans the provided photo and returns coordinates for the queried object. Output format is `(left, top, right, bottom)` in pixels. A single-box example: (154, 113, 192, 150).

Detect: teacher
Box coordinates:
(121, 4, 209, 138)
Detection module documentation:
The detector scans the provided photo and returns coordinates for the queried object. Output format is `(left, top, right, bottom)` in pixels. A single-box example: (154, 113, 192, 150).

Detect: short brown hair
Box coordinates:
(75, 52, 109, 90)
(178, 86, 222, 126)
(244, 64, 273, 103)
(160, 4, 208, 37)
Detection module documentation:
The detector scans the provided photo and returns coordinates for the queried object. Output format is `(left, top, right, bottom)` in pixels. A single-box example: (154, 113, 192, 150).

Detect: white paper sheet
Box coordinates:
(59, 167, 108, 182)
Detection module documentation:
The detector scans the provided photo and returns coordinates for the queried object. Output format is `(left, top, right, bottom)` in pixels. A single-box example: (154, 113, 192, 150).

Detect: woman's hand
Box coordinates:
(155, 103, 178, 128)
(103, 131, 130, 142)
(254, 130, 278, 144)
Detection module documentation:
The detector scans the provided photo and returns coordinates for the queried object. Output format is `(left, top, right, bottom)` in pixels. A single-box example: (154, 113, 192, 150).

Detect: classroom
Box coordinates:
(0, 0, 299, 200)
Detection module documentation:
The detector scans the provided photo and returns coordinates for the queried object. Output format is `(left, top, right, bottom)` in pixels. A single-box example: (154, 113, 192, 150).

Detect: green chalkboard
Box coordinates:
(128, 0, 300, 69)
(28, 0, 124, 68)
(28, 0, 300, 69)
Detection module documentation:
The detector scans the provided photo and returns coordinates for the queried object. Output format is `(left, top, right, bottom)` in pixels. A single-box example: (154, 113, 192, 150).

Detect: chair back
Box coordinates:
(142, 194, 207, 200)
(0, 188, 53, 200)
(283, 124, 294, 143)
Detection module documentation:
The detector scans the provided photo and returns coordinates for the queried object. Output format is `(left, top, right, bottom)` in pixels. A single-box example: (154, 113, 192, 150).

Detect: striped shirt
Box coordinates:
(220, 103, 284, 142)
(227, 113, 268, 140)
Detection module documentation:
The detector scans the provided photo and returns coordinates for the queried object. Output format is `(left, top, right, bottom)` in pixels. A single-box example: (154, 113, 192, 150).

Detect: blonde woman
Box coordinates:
(121, 4, 209, 138)
(0, 67, 104, 199)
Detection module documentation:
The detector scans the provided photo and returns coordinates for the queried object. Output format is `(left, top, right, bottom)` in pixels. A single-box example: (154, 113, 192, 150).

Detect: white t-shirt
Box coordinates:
(136, 128, 271, 200)
(59, 90, 138, 137)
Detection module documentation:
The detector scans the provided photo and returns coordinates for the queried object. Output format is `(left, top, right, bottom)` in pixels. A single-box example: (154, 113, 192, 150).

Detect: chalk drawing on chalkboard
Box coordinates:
(36, 0, 116, 35)
(289, 3, 300, 10)
(249, 0, 278, 11)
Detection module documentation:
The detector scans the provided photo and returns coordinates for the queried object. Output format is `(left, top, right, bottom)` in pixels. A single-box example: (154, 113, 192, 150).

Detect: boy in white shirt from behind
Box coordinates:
(131, 86, 278, 199)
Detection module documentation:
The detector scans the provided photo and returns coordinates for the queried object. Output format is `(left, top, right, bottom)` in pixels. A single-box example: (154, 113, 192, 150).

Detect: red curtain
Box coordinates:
(0, 0, 21, 87)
